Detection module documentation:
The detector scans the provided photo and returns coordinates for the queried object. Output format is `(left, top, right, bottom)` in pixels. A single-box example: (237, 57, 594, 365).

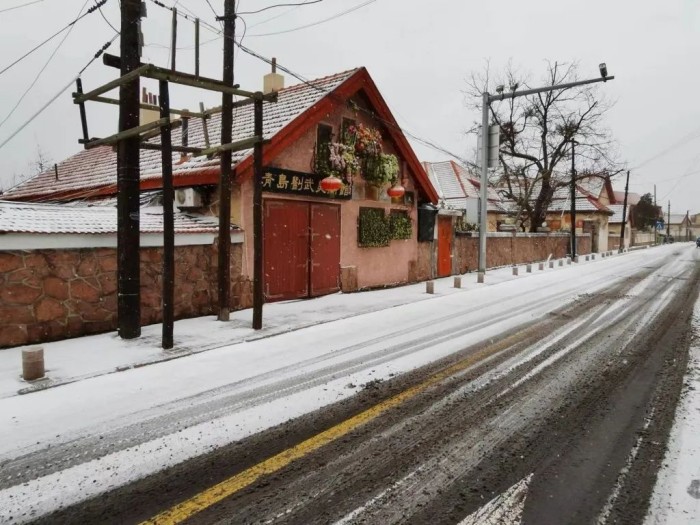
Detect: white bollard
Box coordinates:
(558, 259, 563, 266)
(512, 266, 518, 276)
(454, 276, 461, 289)
(538, 262, 545, 271)
(526, 264, 532, 273)
(426, 281, 435, 294)
(549, 260, 554, 269)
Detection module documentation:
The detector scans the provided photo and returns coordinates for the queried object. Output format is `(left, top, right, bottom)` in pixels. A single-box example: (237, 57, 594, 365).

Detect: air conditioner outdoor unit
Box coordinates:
(175, 188, 202, 208)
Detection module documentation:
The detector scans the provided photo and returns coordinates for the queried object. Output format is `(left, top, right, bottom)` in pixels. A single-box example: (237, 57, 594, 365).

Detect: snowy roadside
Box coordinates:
(645, 295, 700, 524)
(0, 250, 614, 399)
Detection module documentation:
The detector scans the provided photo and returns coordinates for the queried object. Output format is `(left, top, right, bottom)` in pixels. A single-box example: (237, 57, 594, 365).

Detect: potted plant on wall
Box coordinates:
(349, 124, 401, 199)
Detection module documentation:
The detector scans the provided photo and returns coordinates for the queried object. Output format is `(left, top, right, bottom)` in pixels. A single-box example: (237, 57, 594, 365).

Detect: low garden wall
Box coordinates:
(454, 232, 591, 274)
(0, 244, 250, 349)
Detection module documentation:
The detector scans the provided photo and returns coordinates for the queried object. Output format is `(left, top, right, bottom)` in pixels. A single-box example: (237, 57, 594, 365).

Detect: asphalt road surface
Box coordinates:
(18, 246, 700, 524)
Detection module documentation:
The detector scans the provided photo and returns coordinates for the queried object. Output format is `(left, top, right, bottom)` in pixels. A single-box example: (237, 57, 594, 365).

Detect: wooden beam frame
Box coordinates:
(79, 118, 169, 149)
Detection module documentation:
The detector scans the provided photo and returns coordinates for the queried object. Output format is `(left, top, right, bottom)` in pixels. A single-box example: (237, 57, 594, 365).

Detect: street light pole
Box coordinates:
(478, 91, 489, 283)
(477, 68, 614, 280)
(570, 139, 578, 258)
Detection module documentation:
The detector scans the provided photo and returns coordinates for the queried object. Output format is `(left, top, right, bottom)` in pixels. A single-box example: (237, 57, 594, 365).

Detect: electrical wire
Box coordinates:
(237, 0, 323, 16)
(0, 0, 109, 78)
(0, 0, 44, 14)
(97, 0, 119, 33)
(0, 0, 92, 130)
(246, 0, 376, 37)
(0, 33, 119, 154)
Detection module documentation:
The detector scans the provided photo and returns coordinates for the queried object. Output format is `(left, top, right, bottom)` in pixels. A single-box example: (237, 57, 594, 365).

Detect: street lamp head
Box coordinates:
(495, 85, 505, 94)
(599, 63, 608, 80)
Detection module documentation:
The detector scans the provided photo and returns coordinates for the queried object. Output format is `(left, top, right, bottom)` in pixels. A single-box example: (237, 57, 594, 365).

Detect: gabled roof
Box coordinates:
(0, 200, 229, 235)
(422, 160, 504, 211)
(608, 204, 629, 224)
(4, 68, 438, 204)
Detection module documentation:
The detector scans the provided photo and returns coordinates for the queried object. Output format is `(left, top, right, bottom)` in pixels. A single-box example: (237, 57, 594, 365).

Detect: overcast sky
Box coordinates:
(0, 0, 698, 215)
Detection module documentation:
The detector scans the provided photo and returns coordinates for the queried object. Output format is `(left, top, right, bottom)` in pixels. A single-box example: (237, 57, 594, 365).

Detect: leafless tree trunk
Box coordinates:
(465, 61, 620, 232)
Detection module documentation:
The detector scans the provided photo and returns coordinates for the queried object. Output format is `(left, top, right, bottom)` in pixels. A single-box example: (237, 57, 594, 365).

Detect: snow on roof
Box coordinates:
(3, 70, 358, 201)
(423, 161, 505, 211)
(608, 204, 628, 223)
(0, 200, 232, 235)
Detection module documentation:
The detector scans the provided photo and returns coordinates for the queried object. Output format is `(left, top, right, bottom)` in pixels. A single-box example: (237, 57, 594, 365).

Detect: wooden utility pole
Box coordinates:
(117, 0, 142, 339)
(667, 201, 671, 240)
(217, 0, 235, 321)
(159, 79, 174, 349)
(252, 95, 263, 330)
(619, 170, 630, 253)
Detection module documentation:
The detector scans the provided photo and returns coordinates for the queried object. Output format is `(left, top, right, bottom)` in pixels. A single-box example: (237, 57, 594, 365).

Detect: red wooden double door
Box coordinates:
(263, 200, 341, 301)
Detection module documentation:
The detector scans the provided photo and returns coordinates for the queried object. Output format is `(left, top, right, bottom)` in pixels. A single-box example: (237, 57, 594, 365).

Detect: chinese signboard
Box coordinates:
(261, 167, 352, 200)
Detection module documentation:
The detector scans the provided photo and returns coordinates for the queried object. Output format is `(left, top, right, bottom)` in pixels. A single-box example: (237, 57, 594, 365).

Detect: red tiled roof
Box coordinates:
(4, 68, 438, 204)
(3, 69, 358, 201)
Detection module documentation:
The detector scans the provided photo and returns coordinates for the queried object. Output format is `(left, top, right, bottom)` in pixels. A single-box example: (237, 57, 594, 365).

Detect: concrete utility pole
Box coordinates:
(654, 184, 657, 245)
(117, 0, 142, 339)
(217, 0, 235, 321)
(570, 139, 578, 257)
(477, 65, 614, 281)
(619, 170, 630, 253)
(667, 201, 671, 240)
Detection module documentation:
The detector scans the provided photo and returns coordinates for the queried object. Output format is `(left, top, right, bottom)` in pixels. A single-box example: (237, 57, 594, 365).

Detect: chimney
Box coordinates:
(263, 57, 284, 94)
(139, 87, 161, 125)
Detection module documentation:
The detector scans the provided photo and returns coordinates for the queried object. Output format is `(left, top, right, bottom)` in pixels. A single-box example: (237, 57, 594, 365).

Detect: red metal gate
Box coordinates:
(263, 200, 340, 301)
(437, 216, 452, 277)
(264, 200, 309, 301)
(310, 203, 340, 296)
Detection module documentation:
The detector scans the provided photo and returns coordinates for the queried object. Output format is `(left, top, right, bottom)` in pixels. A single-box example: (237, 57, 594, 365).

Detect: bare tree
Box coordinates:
(0, 144, 52, 194)
(466, 61, 620, 232)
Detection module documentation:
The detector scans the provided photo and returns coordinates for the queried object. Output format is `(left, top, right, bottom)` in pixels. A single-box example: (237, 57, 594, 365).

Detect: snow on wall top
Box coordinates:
(0, 200, 233, 235)
(2, 69, 358, 201)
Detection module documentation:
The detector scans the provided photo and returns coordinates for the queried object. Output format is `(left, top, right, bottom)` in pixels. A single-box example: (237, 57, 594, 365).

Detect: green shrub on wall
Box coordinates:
(390, 211, 412, 240)
(358, 207, 391, 247)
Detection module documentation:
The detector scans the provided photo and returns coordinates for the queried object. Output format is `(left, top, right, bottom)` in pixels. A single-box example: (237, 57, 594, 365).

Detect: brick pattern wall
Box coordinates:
(454, 233, 592, 274)
(0, 244, 250, 349)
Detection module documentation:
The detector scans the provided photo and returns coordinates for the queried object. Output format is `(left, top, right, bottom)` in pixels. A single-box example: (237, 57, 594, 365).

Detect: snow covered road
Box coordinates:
(1, 244, 698, 524)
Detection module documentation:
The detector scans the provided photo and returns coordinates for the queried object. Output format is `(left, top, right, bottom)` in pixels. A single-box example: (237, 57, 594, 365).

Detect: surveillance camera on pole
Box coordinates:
(476, 63, 614, 282)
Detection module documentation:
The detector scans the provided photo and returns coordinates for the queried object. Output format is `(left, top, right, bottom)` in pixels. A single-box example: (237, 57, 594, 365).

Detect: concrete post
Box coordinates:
(526, 264, 532, 273)
(585, 255, 590, 261)
(454, 276, 461, 288)
(22, 347, 44, 381)
(538, 262, 544, 270)
(477, 273, 485, 283)
(574, 255, 579, 263)
(426, 281, 435, 294)
(558, 259, 563, 266)
(512, 266, 518, 276)
(567, 257, 571, 265)
(549, 260, 554, 269)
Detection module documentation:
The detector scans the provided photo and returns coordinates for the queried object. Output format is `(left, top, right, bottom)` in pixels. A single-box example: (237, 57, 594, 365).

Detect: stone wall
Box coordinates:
(0, 244, 250, 349)
(454, 233, 592, 274)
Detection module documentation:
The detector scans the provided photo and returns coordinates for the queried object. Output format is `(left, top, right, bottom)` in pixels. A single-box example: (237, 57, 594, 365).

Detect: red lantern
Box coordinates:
(320, 175, 343, 193)
(387, 184, 405, 198)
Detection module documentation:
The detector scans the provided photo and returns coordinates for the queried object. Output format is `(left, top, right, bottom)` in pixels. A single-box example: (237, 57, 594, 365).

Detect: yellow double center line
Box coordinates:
(142, 337, 517, 524)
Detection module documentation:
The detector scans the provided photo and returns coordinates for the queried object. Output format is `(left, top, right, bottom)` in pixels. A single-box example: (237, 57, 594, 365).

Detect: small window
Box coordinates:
(316, 124, 333, 174)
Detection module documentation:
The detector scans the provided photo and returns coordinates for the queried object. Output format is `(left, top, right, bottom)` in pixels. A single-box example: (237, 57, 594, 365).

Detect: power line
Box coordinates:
(0, 0, 44, 14)
(235, 42, 472, 166)
(246, 0, 376, 37)
(0, 0, 92, 130)
(237, 0, 323, 16)
(0, 33, 119, 153)
(0, 0, 109, 78)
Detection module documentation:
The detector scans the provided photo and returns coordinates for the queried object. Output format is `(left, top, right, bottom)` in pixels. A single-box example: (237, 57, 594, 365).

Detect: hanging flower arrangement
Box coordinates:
(328, 142, 360, 178)
(345, 124, 400, 187)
